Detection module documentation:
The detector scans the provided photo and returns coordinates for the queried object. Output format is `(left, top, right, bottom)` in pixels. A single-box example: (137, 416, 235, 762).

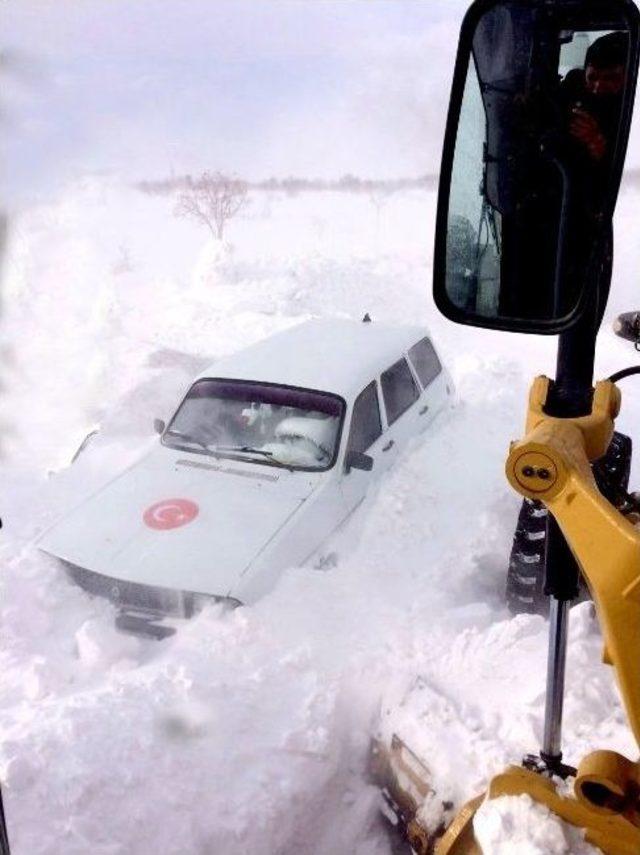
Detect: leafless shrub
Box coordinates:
(368, 187, 395, 244)
(174, 171, 248, 240)
(111, 244, 134, 276)
(369, 187, 393, 215)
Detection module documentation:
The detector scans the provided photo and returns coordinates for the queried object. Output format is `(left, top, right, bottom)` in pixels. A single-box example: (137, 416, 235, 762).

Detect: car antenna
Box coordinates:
(362, 313, 372, 323)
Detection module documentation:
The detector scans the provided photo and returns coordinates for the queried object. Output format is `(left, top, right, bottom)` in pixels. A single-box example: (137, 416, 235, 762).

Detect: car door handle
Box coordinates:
(419, 404, 429, 415)
(382, 440, 395, 452)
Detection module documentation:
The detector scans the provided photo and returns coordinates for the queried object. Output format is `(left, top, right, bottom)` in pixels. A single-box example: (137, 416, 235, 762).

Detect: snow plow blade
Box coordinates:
(372, 733, 640, 854)
(370, 734, 481, 854)
(439, 759, 640, 855)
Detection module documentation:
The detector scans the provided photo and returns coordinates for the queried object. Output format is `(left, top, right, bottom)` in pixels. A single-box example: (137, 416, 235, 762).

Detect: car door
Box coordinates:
(340, 380, 387, 515)
(379, 355, 422, 456)
(407, 336, 449, 427)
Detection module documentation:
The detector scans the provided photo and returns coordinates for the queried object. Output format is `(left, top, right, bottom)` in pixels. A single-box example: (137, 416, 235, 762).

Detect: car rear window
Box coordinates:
(408, 337, 442, 388)
(381, 358, 419, 425)
(347, 382, 382, 454)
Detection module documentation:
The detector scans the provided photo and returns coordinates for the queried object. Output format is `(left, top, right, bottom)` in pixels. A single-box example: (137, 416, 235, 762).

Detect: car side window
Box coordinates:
(408, 337, 442, 389)
(381, 358, 419, 425)
(347, 381, 382, 453)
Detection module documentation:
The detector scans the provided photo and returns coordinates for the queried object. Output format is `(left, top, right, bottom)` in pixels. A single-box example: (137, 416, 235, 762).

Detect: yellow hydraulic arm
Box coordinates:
(436, 375, 640, 854)
(505, 376, 640, 750)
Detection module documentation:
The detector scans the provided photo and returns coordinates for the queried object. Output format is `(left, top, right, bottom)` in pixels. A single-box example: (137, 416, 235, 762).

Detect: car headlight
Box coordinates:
(185, 592, 242, 616)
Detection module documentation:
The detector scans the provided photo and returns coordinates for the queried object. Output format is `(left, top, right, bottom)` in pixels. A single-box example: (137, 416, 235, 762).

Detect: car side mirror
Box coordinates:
(154, 418, 166, 435)
(345, 450, 374, 473)
(434, 0, 640, 334)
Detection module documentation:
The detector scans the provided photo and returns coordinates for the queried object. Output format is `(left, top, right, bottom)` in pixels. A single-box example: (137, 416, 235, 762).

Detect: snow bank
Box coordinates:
(474, 795, 600, 855)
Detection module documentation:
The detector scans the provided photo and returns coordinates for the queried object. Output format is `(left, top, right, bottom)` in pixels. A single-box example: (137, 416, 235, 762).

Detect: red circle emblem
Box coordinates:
(143, 498, 199, 530)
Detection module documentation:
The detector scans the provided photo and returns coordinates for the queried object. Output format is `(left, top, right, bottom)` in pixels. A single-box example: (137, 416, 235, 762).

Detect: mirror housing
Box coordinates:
(345, 450, 374, 473)
(154, 418, 166, 435)
(613, 311, 640, 345)
(434, 0, 640, 334)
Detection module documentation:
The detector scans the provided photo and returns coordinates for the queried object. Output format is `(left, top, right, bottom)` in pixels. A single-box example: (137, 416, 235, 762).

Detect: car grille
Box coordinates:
(61, 561, 191, 617)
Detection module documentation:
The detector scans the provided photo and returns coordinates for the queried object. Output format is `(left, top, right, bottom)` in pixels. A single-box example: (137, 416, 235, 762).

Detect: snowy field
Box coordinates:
(0, 175, 639, 855)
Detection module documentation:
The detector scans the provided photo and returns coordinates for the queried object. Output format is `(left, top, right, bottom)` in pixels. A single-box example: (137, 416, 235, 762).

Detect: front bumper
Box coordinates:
(61, 560, 240, 637)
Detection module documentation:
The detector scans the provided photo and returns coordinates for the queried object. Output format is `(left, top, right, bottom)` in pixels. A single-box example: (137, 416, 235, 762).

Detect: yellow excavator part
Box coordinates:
(436, 376, 640, 853)
(370, 734, 436, 853)
(506, 377, 640, 748)
(374, 736, 640, 854)
(376, 377, 640, 854)
(436, 758, 640, 855)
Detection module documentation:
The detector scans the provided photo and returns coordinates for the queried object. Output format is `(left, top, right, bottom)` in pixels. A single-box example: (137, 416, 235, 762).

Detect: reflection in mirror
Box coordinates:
(447, 57, 502, 318)
(444, 3, 631, 328)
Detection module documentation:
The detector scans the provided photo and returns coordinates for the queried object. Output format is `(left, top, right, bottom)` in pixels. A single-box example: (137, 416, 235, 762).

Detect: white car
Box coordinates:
(39, 318, 452, 636)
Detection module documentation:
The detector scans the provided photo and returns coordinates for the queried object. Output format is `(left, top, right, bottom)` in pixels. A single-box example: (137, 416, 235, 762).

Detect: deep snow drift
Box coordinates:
(1, 177, 640, 854)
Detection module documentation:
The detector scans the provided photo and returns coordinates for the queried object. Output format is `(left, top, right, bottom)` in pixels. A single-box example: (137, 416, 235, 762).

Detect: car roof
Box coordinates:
(196, 318, 433, 401)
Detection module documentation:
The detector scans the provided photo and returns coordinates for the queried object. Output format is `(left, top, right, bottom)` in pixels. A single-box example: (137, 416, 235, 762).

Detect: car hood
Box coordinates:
(38, 447, 318, 596)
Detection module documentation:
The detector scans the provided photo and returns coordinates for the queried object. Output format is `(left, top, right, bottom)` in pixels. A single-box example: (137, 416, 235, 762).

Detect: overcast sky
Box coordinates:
(2, 0, 470, 200)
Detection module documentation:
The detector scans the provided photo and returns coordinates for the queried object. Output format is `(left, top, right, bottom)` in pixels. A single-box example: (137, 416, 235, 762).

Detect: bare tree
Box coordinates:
(174, 171, 248, 240)
(369, 187, 393, 244)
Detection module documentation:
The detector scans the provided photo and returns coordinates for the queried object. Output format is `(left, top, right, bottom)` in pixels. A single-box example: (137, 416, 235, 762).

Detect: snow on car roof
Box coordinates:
(197, 318, 432, 401)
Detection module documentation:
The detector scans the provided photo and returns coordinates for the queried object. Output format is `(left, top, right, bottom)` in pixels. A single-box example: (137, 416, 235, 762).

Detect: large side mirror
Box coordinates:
(434, 0, 639, 334)
(345, 450, 374, 473)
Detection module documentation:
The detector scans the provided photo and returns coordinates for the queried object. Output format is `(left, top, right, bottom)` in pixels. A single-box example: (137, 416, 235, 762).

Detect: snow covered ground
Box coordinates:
(1, 175, 640, 855)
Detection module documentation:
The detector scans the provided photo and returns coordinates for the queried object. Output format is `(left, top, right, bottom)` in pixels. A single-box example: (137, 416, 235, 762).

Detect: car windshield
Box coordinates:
(162, 379, 345, 471)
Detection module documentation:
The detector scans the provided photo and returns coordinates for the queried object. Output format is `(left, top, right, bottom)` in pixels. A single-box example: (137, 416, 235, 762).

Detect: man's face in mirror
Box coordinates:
(566, 33, 628, 164)
(585, 63, 626, 96)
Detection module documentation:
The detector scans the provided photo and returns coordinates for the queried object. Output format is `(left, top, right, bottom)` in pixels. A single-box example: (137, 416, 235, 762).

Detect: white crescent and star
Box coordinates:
(143, 499, 199, 530)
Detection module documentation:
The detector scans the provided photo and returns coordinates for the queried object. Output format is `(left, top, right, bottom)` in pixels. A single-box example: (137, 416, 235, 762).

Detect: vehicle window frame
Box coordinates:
(161, 377, 347, 473)
(380, 357, 420, 426)
(408, 337, 443, 390)
(346, 380, 383, 456)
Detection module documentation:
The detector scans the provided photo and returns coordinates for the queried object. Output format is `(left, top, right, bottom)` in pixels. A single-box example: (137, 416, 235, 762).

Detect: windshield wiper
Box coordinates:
(216, 445, 274, 457)
(214, 445, 294, 471)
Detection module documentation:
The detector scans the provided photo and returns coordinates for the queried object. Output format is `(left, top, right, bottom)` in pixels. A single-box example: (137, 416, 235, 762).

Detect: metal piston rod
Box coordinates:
(542, 597, 570, 762)
(540, 514, 582, 770)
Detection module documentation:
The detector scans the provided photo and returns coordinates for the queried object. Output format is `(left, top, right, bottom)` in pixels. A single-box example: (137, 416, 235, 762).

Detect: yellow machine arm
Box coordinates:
(376, 375, 640, 854)
(505, 376, 640, 750)
(436, 376, 640, 854)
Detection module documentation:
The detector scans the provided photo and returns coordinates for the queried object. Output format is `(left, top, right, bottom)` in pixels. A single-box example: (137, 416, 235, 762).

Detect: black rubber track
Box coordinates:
(506, 431, 632, 615)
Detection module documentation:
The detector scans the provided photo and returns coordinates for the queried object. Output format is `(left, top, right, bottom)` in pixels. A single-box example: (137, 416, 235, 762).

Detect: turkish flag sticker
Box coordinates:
(143, 498, 199, 530)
